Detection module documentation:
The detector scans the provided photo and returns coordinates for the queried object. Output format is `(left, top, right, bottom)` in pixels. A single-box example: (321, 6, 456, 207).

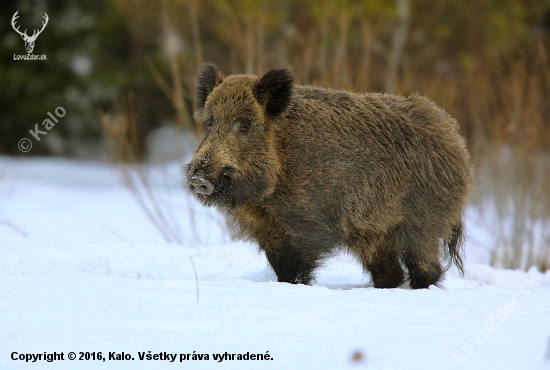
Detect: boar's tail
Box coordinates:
(444, 220, 465, 276)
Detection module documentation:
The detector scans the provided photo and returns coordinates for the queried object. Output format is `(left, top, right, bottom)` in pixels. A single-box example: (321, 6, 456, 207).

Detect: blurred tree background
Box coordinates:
(0, 0, 549, 270)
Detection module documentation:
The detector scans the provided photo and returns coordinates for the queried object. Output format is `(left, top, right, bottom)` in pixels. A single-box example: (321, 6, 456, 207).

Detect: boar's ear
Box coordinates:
(254, 68, 294, 117)
(195, 63, 224, 110)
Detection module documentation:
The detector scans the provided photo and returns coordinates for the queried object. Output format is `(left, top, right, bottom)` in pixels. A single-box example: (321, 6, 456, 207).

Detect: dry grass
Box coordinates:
(461, 43, 550, 272)
(100, 93, 201, 301)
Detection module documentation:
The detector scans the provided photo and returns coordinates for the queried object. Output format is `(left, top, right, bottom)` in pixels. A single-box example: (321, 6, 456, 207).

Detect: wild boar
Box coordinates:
(186, 63, 472, 289)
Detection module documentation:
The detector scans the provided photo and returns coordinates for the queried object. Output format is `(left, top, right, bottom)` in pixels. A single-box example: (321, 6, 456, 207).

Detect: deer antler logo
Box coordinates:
(11, 11, 49, 54)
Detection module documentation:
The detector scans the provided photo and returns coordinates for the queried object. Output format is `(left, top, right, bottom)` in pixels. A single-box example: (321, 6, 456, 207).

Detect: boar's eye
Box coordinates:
(206, 119, 213, 131)
(236, 121, 250, 136)
(239, 123, 250, 133)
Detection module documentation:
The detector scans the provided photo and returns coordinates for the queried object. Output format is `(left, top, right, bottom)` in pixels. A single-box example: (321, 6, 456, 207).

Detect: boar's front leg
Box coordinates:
(262, 236, 319, 285)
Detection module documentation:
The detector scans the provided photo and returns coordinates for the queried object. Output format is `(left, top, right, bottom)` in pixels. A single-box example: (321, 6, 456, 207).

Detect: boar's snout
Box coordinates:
(187, 156, 215, 196)
(188, 176, 214, 195)
(186, 153, 238, 204)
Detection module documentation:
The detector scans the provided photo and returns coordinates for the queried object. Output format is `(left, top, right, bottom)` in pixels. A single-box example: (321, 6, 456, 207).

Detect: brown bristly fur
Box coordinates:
(186, 63, 472, 289)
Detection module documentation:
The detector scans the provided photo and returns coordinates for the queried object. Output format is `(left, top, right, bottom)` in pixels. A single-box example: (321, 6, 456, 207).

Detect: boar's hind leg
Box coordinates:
(263, 238, 320, 285)
(349, 233, 405, 289)
(401, 229, 443, 289)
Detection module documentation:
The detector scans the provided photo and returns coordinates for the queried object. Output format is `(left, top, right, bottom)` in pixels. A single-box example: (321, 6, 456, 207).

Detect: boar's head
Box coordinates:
(186, 63, 293, 209)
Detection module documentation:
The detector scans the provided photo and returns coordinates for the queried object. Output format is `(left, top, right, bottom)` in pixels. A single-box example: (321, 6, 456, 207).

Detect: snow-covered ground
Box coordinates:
(1, 157, 549, 370)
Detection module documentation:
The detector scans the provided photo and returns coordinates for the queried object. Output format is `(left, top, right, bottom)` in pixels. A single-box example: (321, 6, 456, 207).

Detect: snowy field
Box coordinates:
(1, 157, 549, 370)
